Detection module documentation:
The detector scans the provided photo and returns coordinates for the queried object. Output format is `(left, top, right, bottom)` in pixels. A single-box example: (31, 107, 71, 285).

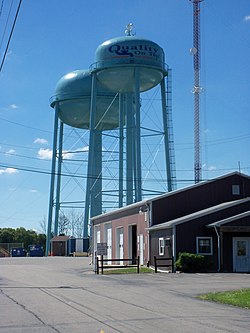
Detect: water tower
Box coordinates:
(46, 25, 176, 255)
(46, 69, 119, 254)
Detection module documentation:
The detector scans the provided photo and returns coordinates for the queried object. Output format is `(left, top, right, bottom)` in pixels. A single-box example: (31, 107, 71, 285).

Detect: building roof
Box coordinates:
(91, 172, 250, 222)
(147, 197, 250, 231)
(51, 235, 70, 242)
(149, 171, 250, 203)
(207, 210, 250, 228)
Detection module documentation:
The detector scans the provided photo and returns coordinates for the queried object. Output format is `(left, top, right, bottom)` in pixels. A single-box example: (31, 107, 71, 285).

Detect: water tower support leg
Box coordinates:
(126, 93, 134, 205)
(90, 129, 102, 217)
(119, 93, 124, 208)
(46, 105, 59, 256)
(134, 68, 142, 202)
(160, 78, 172, 192)
(54, 120, 64, 236)
(84, 72, 97, 237)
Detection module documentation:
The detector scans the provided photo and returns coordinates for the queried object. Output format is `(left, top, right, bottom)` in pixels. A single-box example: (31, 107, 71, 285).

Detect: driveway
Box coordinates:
(0, 257, 249, 333)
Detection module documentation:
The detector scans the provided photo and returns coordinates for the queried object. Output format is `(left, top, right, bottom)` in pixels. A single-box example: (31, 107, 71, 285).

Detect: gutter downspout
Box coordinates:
(172, 225, 176, 272)
(214, 226, 221, 272)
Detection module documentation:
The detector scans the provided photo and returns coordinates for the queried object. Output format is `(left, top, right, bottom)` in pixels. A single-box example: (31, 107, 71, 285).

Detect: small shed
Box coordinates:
(51, 235, 70, 256)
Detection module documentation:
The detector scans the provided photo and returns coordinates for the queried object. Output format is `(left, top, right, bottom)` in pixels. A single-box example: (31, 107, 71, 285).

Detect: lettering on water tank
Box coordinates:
(109, 44, 159, 60)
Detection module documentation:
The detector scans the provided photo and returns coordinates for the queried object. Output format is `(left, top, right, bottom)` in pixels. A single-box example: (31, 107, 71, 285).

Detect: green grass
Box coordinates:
(199, 288, 250, 309)
(103, 266, 153, 275)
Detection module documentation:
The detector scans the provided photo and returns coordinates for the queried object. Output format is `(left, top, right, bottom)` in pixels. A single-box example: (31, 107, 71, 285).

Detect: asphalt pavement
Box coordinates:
(0, 257, 249, 333)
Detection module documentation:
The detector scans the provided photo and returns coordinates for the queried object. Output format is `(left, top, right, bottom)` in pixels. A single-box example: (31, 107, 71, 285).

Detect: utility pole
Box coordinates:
(190, 0, 203, 183)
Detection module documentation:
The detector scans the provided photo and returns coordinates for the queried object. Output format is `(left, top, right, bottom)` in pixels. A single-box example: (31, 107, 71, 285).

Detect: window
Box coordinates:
(196, 237, 213, 255)
(232, 185, 240, 195)
(159, 238, 165, 256)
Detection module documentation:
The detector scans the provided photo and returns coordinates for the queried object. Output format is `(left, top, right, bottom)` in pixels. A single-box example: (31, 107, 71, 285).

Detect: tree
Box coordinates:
(0, 228, 15, 243)
(68, 209, 84, 238)
(0, 228, 46, 252)
(39, 215, 47, 234)
(58, 212, 70, 235)
(15, 227, 37, 249)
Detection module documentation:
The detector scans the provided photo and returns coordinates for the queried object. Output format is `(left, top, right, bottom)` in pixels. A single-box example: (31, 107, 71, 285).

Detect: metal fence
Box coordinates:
(0, 243, 23, 252)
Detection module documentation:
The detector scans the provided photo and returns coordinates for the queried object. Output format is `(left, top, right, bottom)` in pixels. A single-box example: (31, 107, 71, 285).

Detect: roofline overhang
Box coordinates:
(207, 210, 250, 228)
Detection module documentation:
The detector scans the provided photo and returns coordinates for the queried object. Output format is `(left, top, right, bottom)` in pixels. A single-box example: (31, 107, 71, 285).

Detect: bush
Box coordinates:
(175, 252, 208, 273)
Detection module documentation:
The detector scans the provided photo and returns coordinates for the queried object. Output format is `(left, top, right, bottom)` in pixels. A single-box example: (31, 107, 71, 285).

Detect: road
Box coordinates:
(0, 257, 249, 333)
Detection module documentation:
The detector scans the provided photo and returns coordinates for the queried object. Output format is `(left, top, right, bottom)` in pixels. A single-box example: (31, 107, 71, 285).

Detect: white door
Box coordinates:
(95, 227, 101, 254)
(76, 239, 83, 253)
(139, 234, 144, 265)
(107, 227, 112, 263)
(233, 238, 250, 272)
(116, 228, 124, 264)
(119, 232, 124, 261)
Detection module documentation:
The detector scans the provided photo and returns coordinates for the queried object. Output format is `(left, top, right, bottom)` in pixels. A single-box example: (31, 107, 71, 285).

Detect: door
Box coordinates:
(233, 238, 250, 272)
(116, 228, 124, 264)
(139, 234, 144, 265)
(105, 224, 112, 265)
(119, 232, 124, 261)
(94, 226, 101, 255)
(76, 239, 83, 253)
(128, 225, 137, 263)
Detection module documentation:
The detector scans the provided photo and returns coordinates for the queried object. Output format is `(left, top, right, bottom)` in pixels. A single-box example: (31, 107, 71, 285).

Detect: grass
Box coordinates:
(199, 288, 250, 309)
(103, 266, 153, 274)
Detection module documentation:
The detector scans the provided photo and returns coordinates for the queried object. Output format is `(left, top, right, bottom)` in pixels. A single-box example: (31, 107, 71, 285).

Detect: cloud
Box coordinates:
(0, 168, 18, 175)
(6, 149, 15, 154)
(37, 146, 89, 160)
(207, 165, 217, 171)
(244, 15, 250, 21)
(38, 148, 52, 160)
(8, 104, 19, 110)
(34, 138, 48, 145)
(62, 146, 89, 159)
(29, 189, 38, 193)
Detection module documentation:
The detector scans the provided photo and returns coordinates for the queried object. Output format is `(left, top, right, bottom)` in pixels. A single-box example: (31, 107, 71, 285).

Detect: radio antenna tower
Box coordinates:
(190, 0, 203, 183)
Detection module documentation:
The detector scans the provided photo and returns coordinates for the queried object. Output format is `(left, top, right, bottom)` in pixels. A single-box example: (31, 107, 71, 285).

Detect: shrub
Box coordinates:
(175, 252, 208, 273)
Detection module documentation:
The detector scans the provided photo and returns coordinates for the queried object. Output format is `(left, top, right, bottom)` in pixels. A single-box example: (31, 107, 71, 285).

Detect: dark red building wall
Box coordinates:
(152, 174, 250, 226)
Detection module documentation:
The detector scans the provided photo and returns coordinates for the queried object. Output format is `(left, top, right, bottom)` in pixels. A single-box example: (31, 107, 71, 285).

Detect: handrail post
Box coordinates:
(96, 256, 99, 275)
(101, 254, 104, 275)
(154, 256, 157, 273)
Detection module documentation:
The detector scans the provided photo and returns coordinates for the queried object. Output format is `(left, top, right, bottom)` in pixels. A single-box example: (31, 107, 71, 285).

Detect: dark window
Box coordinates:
(232, 185, 240, 195)
(196, 237, 212, 255)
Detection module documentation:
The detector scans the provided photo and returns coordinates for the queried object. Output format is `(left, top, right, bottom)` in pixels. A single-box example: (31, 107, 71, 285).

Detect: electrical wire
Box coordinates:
(0, 0, 4, 18)
(0, 0, 22, 73)
(0, 0, 13, 51)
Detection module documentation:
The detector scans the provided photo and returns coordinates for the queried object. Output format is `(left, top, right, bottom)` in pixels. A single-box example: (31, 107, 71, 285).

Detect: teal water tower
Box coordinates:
(46, 70, 119, 253)
(85, 24, 174, 218)
(46, 25, 176, 255)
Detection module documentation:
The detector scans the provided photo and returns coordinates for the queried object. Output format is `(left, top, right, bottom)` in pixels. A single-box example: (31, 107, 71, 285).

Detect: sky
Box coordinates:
(0, 0, 249, 232)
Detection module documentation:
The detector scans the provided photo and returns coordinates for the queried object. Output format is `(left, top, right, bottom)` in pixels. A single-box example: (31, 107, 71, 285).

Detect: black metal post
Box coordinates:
(154, 256, 157, 273)
(96, 256, 99, 275)
(137, 256, 140, 274)
(101, 254, 104, 275)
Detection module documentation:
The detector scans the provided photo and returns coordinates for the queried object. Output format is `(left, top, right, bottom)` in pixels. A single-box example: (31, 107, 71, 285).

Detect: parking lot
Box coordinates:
(0, 257, 249, 333)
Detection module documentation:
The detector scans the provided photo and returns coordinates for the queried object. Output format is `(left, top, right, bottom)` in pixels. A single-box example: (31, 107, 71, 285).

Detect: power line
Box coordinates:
(0, 0, 13, 51)
(0, 0, 5, 19)
(0, 116, 52, 133)
(0, 0, 22, 73)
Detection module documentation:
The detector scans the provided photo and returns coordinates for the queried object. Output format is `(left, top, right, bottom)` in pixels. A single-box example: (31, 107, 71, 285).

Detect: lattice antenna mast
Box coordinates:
(190, 0, 203, 183)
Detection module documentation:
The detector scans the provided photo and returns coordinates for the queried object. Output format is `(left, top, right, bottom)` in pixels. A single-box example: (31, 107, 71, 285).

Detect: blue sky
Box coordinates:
(0, 0, 249, 232)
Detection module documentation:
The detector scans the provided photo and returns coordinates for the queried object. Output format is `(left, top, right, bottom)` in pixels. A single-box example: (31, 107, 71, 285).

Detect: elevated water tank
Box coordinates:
(50, 70, 119, 130)
(94, 36, 167, 93)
